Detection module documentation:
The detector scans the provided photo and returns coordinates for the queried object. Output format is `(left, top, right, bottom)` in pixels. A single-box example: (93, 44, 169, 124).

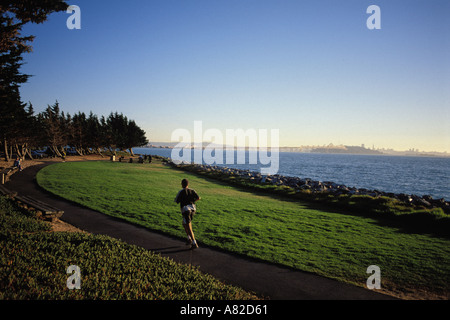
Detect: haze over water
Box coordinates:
(135, 148, 450, 201)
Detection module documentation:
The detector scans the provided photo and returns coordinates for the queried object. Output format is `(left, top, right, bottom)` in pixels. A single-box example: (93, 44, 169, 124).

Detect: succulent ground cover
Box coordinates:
(0, 196, 258, 300)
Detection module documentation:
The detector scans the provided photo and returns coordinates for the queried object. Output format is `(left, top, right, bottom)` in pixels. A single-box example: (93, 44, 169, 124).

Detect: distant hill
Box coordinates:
(296, 145, 384, 155)
(142, 143, 449, 157)
(144, 143, 383, 155)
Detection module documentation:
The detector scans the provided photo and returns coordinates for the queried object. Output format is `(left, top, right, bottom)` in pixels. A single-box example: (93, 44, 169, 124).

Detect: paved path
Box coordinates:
(5, 162, 395, 300)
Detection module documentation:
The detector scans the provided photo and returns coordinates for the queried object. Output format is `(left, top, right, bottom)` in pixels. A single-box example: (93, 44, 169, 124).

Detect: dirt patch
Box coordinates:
(50, 218, 88, 233)
(1, 153, 137, 184)
(1, 154, 108, 175)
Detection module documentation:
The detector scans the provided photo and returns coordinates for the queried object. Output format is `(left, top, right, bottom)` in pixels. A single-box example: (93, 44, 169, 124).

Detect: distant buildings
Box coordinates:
(143, 142, 449, 157)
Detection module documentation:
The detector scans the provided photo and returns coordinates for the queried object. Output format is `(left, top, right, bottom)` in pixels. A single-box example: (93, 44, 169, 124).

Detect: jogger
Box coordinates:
(174, 179, 201, 249)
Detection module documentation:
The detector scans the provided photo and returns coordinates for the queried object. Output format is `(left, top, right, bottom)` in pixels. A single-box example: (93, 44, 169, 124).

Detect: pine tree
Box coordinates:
(125, 120, 148, 156)
(0, 0, 68, 160)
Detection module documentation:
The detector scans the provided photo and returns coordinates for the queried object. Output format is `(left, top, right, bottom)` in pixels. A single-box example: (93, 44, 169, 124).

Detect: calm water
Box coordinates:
(134, 147, 450, 200)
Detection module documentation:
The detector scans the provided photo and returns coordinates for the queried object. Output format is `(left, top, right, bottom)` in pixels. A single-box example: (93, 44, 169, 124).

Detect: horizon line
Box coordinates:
(141, 142, 449, 155)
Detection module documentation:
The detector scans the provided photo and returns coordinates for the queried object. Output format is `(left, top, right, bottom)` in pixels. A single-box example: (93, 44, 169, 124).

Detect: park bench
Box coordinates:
(1, 166, 18, 184)
(0, 184, 64, 222)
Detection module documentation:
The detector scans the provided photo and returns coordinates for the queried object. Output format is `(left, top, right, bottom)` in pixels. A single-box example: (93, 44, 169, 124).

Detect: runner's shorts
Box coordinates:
(181, 204, 196, 224)
(182, 210, 195, 225)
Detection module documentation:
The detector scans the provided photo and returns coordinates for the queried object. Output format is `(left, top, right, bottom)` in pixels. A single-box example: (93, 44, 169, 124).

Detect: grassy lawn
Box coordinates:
(36, 160, 450, 299)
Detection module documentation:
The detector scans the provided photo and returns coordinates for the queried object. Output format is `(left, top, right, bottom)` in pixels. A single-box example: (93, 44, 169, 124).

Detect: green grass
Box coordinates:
(177, 163, 450, 236)
(36, 160, 450, 299)
(0, 196, 258, 300)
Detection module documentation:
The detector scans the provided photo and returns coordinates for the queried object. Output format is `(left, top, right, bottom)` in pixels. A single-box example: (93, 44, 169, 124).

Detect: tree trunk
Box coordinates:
(51, 145, 62, 157)
(59, 146, 66, 158)
(26, 148, 33, 160)
(96, 148, 104, 157)
(3, 139, 9, 162)
(15, 144, 23, 159)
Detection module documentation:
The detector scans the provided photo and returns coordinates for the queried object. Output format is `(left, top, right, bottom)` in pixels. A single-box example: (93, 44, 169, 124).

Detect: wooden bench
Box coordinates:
(1, 167, 18, 184)
(0, 185, 64, 222)
(14, 195, 64, 221)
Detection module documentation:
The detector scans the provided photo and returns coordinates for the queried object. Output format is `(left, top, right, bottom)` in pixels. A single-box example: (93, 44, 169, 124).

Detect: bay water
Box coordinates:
(134, 147, 450, 201)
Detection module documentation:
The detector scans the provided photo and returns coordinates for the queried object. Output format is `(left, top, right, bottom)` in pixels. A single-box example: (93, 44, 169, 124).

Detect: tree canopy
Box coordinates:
(35, 102, 148, 158)
(1, 1, 149, 160)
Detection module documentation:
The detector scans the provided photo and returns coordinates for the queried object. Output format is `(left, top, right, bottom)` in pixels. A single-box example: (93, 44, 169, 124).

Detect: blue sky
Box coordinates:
(19, 0, 450, 152)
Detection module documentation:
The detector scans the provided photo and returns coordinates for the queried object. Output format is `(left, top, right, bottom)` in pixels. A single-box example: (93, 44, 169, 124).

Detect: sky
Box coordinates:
(19, 0, 450, 152)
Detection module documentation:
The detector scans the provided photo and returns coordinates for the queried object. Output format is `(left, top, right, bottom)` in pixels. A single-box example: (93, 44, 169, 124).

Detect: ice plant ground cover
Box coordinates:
(0, 196, 258, 300)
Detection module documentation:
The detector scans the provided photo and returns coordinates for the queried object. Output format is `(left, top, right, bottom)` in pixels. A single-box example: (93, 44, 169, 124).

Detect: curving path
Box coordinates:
(5, 161, 396, 300)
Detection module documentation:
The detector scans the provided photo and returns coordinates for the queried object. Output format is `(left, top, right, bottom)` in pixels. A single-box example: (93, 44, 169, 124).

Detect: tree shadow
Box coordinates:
(152, 246, 193, 254)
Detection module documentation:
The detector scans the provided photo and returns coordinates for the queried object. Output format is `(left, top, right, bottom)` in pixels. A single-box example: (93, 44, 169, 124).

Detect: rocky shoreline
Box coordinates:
(160, 157, 450, 214)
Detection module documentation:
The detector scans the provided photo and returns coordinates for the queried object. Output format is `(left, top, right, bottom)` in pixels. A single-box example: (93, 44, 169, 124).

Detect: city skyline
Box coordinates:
(144, 140, 449, 156)
(18, 0, 450, 152)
